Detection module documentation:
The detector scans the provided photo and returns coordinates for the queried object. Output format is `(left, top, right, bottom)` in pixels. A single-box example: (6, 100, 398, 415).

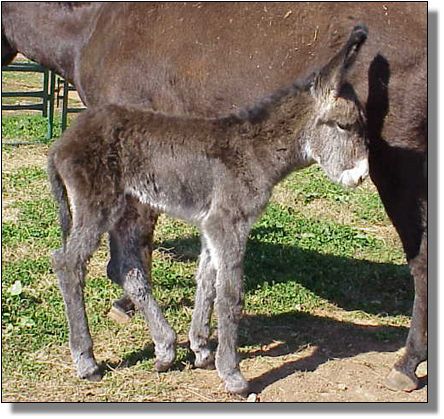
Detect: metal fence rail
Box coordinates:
(1, 62, 56, 140)
(2, 61, 86, 143)
(58, 79, 86, 131)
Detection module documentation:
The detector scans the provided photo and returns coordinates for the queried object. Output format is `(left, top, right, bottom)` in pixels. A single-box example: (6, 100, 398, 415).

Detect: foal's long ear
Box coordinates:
(312, 24, 368, 98)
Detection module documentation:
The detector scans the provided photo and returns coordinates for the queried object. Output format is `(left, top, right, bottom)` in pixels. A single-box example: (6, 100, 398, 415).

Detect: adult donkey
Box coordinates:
(2, 2, 427, 392)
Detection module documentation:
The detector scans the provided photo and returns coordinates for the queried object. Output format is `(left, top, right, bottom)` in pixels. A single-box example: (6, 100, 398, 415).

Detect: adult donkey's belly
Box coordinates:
(78, 2, 425, 148)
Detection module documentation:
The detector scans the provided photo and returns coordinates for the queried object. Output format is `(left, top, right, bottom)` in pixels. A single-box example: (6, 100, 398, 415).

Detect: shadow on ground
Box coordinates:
(238, 311, 411, 393)
(158, 229, 413, 317)
(111, 309, 421, 394)
(108, 227, 417, 392)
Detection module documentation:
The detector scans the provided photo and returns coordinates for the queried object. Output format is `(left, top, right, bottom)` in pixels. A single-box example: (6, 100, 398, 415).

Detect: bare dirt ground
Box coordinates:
(257, 351, 426, 402)
(3, 310, 427, 403)
(232, 310, 427, 403)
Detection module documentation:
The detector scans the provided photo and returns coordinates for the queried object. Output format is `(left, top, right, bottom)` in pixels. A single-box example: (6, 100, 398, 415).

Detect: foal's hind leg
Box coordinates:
(52, 224, 104, 381)
(189, 237, 217, 369)
(113, 209, 176, 371)
(107, 202, 158, 323)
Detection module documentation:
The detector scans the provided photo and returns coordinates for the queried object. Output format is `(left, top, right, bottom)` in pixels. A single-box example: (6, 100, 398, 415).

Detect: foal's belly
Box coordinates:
(124, 166, 214, 226)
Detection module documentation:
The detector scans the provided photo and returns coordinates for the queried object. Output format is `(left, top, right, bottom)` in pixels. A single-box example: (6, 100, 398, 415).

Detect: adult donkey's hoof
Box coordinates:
(224, 371, 249, 395)
(107, 298, 135, 325)
(385, 368, 418, 392)
(107, 305, 132, 324)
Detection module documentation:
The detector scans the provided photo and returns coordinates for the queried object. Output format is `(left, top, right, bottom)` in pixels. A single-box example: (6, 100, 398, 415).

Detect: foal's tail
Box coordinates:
(47, 151, 72, 247)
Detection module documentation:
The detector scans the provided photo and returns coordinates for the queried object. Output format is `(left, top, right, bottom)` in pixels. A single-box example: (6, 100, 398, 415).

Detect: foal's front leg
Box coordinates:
(203, 218, 250, 394)
(189, 238, 217, 369)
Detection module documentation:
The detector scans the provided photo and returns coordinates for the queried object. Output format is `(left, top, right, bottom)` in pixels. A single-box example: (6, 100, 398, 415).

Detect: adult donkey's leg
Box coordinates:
(386, 231, 428, 391)
(189, 237, 217, 369)
(202, 217, 250, 394)
(369, 140, 427, 391)
(112, 201, 176, 371)
(107, 201, 158, 323)
(367, 55, 427, 391)
(52, 224, 104, 381)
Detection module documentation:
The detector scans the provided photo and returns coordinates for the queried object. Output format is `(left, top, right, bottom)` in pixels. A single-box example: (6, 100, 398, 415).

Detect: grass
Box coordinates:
(2, 56, 82, 144)
(1, 114, 62, 143)
(1, 66, 413, 402)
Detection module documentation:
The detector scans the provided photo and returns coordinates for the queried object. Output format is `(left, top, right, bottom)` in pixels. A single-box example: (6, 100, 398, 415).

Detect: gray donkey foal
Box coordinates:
(48, 26, 368, 394)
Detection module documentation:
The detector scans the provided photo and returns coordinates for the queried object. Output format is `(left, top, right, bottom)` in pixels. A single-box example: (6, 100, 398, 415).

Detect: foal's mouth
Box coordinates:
(338, 158, 369, 188)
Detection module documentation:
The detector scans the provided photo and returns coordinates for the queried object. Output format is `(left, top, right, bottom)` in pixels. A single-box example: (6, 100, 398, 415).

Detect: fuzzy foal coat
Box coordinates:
(47, 28, 369, 392)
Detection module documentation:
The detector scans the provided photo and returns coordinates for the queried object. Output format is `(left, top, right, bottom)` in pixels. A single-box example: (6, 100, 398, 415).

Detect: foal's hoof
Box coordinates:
(194, 350, 216, 370)
(385, 368, 418, 392)
(224, 371, 250, 395)
(154, 359, 174, 373)
(78, 361, 102, 382)
(82, 368, 103, 382)
(154, 343, 176, 373)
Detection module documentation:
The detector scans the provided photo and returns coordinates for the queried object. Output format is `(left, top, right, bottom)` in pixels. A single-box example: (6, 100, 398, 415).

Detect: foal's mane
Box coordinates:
(53, 2, 94, 10)
(233, 74, 314, 124)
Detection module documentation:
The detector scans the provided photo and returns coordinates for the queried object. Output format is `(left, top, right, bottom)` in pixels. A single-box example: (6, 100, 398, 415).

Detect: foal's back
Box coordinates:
(51, 104, 259, 225)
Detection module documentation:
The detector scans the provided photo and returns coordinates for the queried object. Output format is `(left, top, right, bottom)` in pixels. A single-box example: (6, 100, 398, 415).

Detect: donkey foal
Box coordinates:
(48, 26, 369, 394)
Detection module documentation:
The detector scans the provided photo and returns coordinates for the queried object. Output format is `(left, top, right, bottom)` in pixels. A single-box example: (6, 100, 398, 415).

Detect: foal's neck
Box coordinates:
(237, 88, 315, 184)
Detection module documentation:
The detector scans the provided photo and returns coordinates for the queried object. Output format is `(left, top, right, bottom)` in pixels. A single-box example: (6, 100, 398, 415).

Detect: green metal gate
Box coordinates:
(1, 61, 56, 140)
(57, 78, 86, 132)
(2, 61, 86, 142)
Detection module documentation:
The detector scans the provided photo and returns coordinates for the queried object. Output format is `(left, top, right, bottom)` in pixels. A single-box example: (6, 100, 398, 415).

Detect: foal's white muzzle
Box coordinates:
(338, 158, 369, 188)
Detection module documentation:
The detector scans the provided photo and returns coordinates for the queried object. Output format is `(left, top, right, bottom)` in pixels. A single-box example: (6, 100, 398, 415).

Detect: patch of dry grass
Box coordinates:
(2, 144, 49, 172)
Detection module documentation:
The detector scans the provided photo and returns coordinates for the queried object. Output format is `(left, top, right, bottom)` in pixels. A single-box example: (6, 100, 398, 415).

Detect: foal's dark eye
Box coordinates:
(336, 122, 351, 131)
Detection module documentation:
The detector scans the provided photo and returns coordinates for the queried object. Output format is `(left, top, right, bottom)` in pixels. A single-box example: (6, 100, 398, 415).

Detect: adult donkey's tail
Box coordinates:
(47, 151, 72, 246)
